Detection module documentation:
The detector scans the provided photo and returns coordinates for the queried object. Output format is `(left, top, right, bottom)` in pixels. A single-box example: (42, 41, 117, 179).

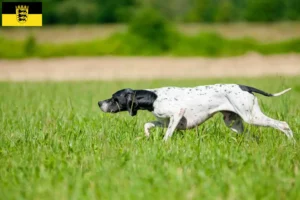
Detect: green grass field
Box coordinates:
(1, 32, 300, 59)
(1, 23, 300, 43)
(1, 76, 300, 200)
(1, 23, 300, 59)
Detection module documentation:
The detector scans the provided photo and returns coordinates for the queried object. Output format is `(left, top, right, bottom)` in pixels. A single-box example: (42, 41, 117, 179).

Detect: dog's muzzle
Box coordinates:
(98, 101, 103, 107)
(98, 100, 109, 112)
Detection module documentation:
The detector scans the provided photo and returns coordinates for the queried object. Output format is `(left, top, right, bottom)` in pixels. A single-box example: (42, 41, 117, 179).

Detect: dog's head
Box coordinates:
(98, 88, 139, 116)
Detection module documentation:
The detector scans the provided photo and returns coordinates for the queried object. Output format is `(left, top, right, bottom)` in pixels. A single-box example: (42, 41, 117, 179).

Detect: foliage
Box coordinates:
(1, 0, 299, 24)
(1, 31, 300, 58)
(0, 77, 300, 199)
(245, 0, 284, 22)
(128, 8, 178, 51)
(24, 35, 36, 56)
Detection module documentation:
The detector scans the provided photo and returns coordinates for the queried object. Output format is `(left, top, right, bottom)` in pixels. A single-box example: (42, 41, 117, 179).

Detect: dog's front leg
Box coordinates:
(144, 121, 163, 137)
(163, 108, 186, 141)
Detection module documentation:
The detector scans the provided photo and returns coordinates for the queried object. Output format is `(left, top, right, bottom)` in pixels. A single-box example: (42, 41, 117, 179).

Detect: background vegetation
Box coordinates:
(1, 0, 300, 24)
(1, 7, 300, 59)
(1, 31, 300, 59)
(1, 0, 300, 58)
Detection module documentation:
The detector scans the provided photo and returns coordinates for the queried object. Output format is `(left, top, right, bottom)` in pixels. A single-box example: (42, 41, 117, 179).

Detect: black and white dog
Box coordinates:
(98, 84, 293, 141)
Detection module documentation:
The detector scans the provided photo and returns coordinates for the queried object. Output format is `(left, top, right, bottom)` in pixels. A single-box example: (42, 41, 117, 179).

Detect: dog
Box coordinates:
(98, 84, 293, 141)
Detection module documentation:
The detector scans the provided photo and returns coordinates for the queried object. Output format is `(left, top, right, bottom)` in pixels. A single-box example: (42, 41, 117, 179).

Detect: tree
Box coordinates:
(214, 0, 235, 22)
(245, 0, 284, 22)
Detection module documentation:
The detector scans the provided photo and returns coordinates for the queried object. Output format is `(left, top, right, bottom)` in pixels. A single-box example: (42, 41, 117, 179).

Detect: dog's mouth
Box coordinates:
(98, 100, 121, 113)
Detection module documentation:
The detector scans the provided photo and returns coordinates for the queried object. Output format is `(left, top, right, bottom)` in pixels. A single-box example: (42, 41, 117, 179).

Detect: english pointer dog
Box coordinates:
(98, 84, 293, 141)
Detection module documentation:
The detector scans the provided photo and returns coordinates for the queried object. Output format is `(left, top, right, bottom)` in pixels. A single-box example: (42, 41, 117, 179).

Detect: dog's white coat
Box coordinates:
(144, 84, 293, 141)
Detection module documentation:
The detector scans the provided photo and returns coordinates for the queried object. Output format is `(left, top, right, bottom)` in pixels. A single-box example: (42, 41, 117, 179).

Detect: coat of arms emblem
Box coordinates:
(15, 5, 29, 24)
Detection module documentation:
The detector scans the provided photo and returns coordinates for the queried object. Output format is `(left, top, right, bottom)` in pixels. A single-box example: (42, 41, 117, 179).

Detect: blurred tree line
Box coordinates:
(1, 0, 300, 24)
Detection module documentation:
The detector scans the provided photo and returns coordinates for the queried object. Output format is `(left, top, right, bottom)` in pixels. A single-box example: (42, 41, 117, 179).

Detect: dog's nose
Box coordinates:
(98, 101, 103, 107)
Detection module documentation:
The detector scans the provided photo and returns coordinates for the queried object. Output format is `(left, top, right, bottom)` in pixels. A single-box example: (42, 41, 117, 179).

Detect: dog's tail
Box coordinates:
(272, 88, 292, 96)
(239, 85, 291, 97)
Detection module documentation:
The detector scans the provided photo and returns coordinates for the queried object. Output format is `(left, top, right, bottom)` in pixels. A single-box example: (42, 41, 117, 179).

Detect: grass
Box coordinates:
(1, 76, 300, 199)
(1, 22, 300, 43)
(1, 32, 300, 59)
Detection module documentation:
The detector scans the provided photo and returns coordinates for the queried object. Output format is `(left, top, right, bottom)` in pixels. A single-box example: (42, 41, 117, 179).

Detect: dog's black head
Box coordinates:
(98, 88, 157, 116)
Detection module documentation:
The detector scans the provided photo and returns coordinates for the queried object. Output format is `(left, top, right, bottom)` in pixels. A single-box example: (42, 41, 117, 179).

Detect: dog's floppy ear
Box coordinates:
(125, 89, 138, 116)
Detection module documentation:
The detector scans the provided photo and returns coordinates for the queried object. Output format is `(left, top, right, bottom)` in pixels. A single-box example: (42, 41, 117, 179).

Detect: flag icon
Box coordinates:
(2, 2, 42, 26)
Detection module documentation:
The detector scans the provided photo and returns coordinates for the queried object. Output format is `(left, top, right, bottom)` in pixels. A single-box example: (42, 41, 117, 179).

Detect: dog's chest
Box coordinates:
(152, 104, 212, 129)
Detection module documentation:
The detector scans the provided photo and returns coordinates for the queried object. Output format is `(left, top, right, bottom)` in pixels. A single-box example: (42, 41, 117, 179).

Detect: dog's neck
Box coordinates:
(134, 90, 157, 112)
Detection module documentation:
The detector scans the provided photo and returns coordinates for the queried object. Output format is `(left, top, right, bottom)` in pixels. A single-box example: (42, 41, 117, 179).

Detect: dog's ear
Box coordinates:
(126, 90, 138, 116)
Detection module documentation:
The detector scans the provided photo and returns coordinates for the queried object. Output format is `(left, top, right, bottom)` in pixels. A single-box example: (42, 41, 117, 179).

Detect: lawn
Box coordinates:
(1, 22, 299, 43)
(1, 32, 300, 59)
(1, 23, 300, 59)
(1, 76, 300, 200)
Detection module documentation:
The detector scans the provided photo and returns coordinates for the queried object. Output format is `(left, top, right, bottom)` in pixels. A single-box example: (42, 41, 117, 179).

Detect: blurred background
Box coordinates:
(0, 0, 300, 81)
(4, 0, 300, 25)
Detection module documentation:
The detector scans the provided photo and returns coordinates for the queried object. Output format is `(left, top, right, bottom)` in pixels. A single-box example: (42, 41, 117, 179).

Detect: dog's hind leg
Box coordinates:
(222, 111, 244, 133)
(163, 108, 186, 141)
(236, 98, 294, 139)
